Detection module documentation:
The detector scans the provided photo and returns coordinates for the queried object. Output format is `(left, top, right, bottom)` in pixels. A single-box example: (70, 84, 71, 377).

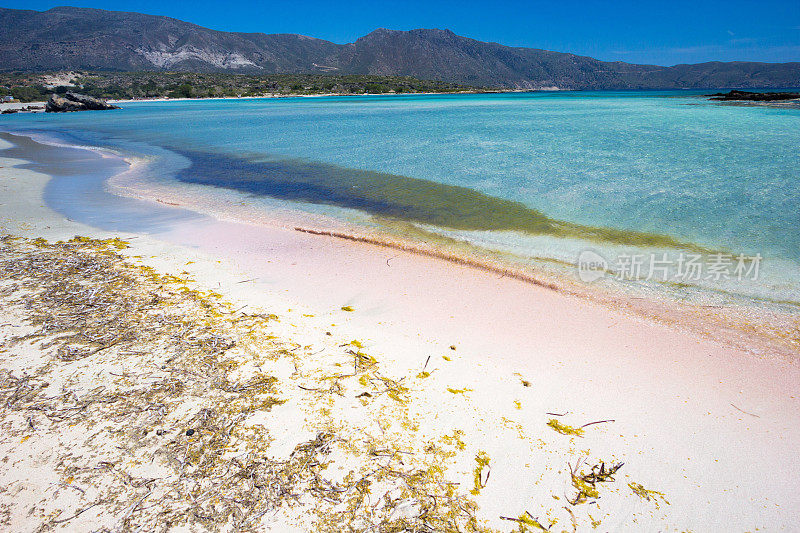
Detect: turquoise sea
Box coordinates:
(2, 91, 799, 309)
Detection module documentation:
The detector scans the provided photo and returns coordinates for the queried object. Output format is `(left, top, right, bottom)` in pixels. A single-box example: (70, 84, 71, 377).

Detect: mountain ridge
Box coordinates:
(1, 6, 798, 89)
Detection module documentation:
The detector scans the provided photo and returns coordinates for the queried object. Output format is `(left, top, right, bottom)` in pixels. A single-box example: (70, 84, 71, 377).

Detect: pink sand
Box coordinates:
(162, 216, 800, 530)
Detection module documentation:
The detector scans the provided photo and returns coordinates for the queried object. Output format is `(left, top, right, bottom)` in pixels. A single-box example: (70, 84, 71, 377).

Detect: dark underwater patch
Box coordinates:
(174, 149, 708, 252)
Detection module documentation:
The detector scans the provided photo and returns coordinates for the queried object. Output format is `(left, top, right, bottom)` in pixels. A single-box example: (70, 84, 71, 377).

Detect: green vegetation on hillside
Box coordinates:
(0, 71, 494, 102)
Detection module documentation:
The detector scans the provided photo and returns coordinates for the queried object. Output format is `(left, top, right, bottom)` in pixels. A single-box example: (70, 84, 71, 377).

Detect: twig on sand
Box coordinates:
(579, 419, 615, 429)
(113, 490, 152, 532)
(730, 403, 760, 418)
(51, 502, 100, 524)
(563, 506, 578, 532)
(546, 411, 570, 417)
(84, 338, 123, 357)
(548, 418, 613, 437)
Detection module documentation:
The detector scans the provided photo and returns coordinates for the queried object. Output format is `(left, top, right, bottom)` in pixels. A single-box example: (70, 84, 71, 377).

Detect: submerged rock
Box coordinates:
(45, 92, 120, 112)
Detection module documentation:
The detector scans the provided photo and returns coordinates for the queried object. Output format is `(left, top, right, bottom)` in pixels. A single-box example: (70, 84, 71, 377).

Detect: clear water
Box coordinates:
(2, 91, 799, 307)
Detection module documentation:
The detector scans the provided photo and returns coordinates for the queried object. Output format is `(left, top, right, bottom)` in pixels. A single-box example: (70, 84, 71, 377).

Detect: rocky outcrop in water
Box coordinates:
(709, 90, 800, 101)
(45, 92, 120, 112)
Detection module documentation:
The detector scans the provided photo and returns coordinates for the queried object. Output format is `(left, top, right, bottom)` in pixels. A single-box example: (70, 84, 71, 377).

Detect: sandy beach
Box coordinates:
(1, 133, 799, 531)
(0, 89, 495, 115)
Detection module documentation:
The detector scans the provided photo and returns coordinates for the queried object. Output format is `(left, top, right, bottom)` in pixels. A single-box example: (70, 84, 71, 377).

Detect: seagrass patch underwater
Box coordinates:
(172, 148, 707, 251)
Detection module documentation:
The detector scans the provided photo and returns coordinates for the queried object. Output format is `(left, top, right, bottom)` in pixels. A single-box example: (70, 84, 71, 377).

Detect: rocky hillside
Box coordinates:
(1, 6, 798, 89)
(0, 6, 340, 72)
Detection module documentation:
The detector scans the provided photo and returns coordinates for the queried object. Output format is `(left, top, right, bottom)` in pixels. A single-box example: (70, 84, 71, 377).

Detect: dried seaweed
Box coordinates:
(0, 235, 494, 532)
(567, 459, 624, 506)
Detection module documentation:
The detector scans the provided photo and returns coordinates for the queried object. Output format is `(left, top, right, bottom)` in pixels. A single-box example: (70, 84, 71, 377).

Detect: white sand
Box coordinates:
(161, 217, 800, 530)
(1, 139, 799, 531)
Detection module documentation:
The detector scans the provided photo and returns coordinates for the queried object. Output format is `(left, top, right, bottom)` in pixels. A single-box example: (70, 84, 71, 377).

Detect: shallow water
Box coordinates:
(1, 91, 799, 307)
(0, 132, 204, 233)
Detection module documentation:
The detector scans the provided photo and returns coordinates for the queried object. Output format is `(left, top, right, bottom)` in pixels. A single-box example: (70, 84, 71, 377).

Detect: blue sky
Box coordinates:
(8, 0, 800, 65)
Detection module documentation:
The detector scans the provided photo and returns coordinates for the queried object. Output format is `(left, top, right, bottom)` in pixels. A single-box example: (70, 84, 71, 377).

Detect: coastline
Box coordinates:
(98, 131, 800, 361)
(4, 127, 800, 359)
(3, 85, 798, 114)
(5, 126, 800, 360)
(2, 86, 796, 114)
(1, 131, 800, 530)
(0, 88, 521, 114)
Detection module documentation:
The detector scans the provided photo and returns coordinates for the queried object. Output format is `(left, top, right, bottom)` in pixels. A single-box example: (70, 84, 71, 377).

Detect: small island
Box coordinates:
(708, 90, 800, 102)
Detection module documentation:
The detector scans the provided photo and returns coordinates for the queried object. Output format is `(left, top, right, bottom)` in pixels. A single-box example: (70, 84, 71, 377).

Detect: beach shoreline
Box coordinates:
(0, 87, 529, 114)
(4, 126, 800, 362)
(3, 87, 797, 115)
(92, 130, 800, 362)
(2, 126, 791, 361)
(1, 130, 800, 530)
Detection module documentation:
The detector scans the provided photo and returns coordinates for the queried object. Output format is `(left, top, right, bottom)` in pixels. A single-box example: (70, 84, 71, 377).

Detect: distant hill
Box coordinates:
(1, 6, 798, 89)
